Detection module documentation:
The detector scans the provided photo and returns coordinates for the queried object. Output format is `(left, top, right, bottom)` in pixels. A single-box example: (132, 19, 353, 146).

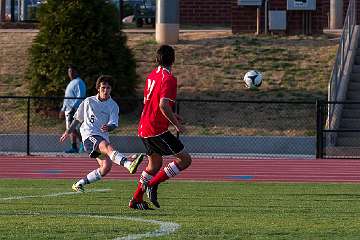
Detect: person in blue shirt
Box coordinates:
(59, 64, 87, 153)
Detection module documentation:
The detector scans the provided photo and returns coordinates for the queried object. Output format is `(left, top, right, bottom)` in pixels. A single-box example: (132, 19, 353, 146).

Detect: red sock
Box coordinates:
(133, 182, 145, 202)
(149, 169, 169, 186)
(133, 170, 153, 202)
(149, 161, 180, 186)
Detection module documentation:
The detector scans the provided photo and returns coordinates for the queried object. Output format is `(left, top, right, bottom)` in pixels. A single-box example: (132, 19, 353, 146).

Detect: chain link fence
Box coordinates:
(0, 96, 317, 158)
(177, 99, 316, 157)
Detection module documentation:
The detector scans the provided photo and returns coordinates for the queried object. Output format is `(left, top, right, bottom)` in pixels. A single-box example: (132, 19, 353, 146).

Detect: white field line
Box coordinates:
(85, 215, 180, 240)
(0, 189, 181, 239)
(0, 188, 111, 200)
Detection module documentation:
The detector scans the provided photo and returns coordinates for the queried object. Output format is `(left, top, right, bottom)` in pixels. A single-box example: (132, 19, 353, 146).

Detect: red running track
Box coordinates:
(2, 155, 360, 182)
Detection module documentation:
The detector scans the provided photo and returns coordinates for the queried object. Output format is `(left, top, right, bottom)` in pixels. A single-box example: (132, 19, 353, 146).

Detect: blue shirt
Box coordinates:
(61, 77, 87, 112)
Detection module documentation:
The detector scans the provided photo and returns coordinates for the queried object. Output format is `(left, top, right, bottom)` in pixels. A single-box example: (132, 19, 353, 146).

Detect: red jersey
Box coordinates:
(138, 66, 177, 137)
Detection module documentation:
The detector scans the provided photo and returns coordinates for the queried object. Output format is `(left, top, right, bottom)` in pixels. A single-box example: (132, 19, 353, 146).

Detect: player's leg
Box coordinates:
(145, 152, 191, 208)
(146, 153, 163, 175)
(149, 150, 191, 186)
(81, 135, 141, 170)
(99, 141, 144, 174)
(74, 127, 84, 153)
(72, 155, 111, 192)
(96, 155, 112, 176)
(145, 132, 192, 208)
(72, 136, 109, 192)
(65, 110, 79, 153)
(129, 138, 162, 210)
(70, 132, 78, 150)
(143, 151, 191, 208)
(142, 153, 163, 208)
(148, 132, 191, 186)
(132, 152, 162, 202)
(129, 164, 156, 210)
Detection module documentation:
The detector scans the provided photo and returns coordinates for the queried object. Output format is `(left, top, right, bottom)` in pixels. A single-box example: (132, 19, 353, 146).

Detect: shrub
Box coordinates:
(27, 0, 138, 100)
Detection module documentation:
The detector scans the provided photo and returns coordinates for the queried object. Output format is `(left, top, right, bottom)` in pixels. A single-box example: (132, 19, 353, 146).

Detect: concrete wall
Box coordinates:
(327, 26, 360, 146)
(0, 134, 315, 157)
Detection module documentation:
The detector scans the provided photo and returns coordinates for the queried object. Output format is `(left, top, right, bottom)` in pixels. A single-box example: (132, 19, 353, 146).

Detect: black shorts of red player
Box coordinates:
(141, 131, 184, 156)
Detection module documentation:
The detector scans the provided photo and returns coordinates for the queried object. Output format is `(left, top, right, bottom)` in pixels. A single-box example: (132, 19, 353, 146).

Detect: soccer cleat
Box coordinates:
(128, 198, 152, 210)
(145, 184, 160, 208)
(72, 183, 85, 193)
(128, 153, 145, 174)
(65, 147, 79, 153)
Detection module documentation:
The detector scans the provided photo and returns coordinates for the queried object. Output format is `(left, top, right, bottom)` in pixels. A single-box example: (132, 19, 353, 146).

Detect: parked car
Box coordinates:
(133, 0, 155, 27)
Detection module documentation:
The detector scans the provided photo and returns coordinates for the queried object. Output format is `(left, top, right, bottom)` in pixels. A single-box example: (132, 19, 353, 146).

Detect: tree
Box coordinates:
(27, 0, 138, 100)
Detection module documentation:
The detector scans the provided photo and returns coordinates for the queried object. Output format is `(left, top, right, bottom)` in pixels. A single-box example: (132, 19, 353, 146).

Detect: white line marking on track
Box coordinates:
(0, 188, 111, 200)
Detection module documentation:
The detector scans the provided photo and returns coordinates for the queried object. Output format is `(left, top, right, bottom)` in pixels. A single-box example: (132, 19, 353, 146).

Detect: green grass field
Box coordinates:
(1, 179, 360, 239)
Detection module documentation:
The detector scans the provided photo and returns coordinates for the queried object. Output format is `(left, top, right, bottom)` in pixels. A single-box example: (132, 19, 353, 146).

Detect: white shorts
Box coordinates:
(83, 135, 107, 159)
(65, 109, 76, 130)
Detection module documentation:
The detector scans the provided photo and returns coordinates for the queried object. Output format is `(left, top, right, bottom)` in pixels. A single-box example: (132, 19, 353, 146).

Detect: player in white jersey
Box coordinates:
(60, 75, 144, 192)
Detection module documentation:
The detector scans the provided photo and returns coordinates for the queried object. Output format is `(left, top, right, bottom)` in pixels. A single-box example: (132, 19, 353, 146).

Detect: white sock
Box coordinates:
(123, 161, 131, 169)
(80, 168, 102, 185)
(76, 168, 102, 186)
(77, 179, 86, 186)
(140, 171, 153, 185)
(164, 161, 180, 178)
(109, 151, 131, 169)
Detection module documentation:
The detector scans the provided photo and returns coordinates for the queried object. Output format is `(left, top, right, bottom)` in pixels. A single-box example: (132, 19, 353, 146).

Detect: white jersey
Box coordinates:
(75, 95, 119, 143)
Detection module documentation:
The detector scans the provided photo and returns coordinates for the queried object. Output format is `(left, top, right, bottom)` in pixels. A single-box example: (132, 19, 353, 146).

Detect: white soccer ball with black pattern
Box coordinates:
(243, 70, 262, 89)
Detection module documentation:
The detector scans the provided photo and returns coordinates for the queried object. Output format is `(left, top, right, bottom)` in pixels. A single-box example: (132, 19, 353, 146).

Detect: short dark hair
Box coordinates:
(156, 45, 175, 67)
(96, 75, 112, 90)
(68, 64, 78, 72)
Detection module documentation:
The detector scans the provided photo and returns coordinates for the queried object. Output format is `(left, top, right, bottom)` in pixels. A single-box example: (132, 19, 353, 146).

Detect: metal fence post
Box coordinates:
(316, 100, 324, 159)
(27, 96, 30, 155)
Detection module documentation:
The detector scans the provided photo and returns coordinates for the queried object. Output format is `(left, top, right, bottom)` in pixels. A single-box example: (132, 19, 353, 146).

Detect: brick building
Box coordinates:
(1, 0, 358, 33)
(180, 0, 360, 34)
(180, 0, 232, 26)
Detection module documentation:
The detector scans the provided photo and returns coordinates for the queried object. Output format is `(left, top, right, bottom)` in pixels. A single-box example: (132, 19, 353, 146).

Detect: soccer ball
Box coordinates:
(243, 70, 262, 89)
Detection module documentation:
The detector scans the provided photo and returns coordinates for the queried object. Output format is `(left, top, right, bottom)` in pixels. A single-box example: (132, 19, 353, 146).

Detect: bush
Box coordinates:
(27, 0, 138, 100)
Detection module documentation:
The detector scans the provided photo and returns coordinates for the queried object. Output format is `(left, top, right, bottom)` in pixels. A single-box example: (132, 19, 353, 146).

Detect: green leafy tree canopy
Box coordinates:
(27, 0, 138, 99)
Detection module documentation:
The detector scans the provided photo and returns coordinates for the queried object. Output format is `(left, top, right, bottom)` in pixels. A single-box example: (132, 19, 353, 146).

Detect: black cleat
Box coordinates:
(145, 184, 160, 208)
(128, 198, 153, 210)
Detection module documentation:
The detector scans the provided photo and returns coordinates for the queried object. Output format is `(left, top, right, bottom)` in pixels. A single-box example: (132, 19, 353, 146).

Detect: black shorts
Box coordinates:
(141, 131, 184, 156)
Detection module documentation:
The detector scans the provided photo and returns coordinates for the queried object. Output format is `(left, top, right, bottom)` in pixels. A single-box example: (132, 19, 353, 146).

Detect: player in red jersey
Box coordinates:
(129, 45, 192, 210)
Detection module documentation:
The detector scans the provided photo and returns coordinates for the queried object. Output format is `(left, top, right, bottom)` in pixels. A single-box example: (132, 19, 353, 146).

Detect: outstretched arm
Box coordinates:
(100, 124, 117, 132)
(59, 119, 81, 142)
